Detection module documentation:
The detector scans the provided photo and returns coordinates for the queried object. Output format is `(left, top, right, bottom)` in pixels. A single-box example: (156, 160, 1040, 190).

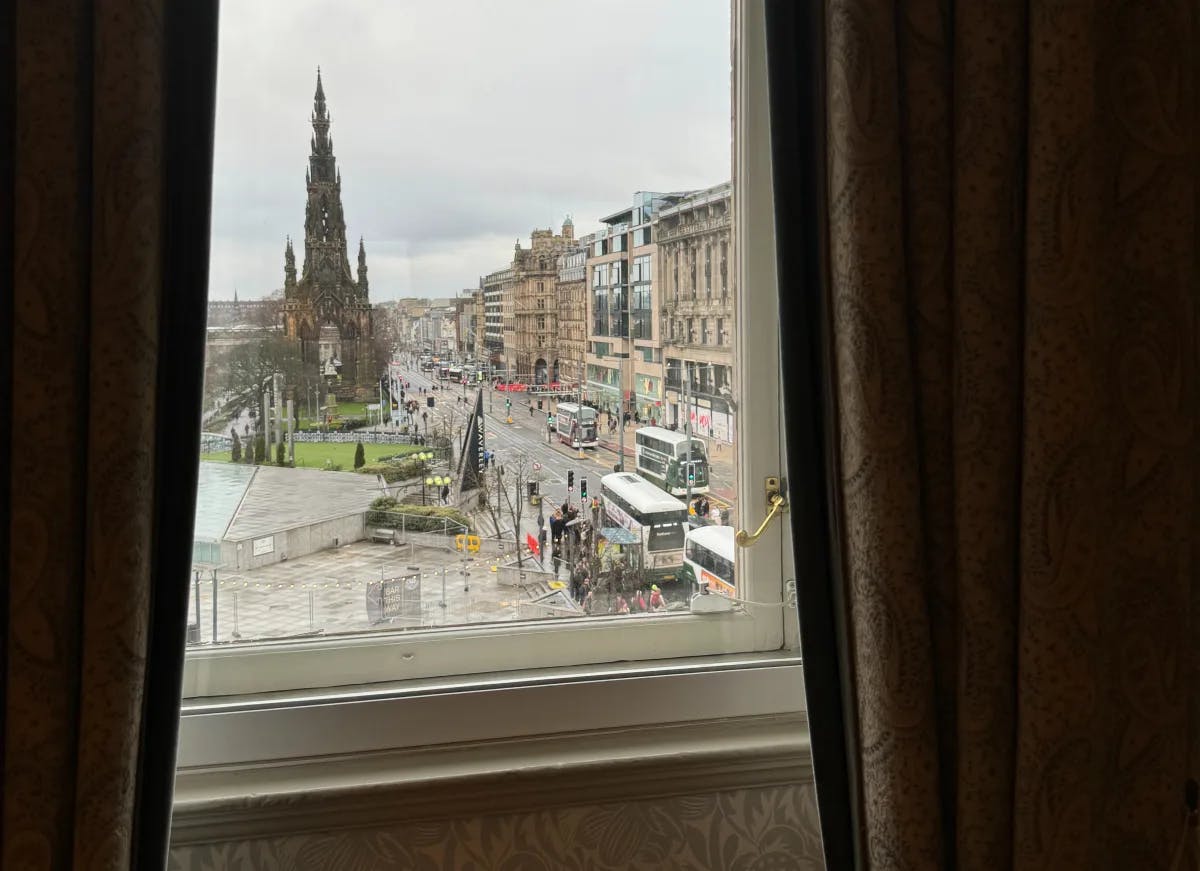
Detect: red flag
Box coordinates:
(526, 532, 540, 556)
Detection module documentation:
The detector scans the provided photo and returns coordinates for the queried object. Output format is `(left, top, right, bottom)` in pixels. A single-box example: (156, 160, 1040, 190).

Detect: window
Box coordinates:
(182, 0, 792, 775)
(611, 233, 627, 252)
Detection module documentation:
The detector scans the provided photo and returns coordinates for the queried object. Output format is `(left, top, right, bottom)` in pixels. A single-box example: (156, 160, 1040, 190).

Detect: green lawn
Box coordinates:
(293, 401, 387, 430)
(200, 441, 421, 469)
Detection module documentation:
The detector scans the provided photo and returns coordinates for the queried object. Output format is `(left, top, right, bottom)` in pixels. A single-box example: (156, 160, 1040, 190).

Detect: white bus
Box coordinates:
(599, 473, 689, 582)
(554, 402, 598, 448)
(447, 365, 463, 382)
(634, 426, 710, 496)
(683, 525, 735, 597)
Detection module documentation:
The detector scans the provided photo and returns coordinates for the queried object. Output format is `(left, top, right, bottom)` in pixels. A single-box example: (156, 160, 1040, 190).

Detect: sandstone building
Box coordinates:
(658, 182, 735, 442)
(280, 69, 374, 394)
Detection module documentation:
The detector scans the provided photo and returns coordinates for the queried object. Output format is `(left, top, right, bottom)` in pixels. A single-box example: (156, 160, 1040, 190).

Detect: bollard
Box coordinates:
(309, 590, 315, 632)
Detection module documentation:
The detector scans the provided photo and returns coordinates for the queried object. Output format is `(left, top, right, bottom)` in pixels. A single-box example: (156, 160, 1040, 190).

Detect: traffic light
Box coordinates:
(580, 477, 588, 500)
(546, 413, 552, 424)
(567, 470, 574, 489)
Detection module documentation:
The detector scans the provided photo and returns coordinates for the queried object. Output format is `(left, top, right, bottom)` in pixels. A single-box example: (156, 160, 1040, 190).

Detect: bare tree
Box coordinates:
(472, 451, 535, 567)
(496, 451, 536, 568)
(473, 464, 506, 547)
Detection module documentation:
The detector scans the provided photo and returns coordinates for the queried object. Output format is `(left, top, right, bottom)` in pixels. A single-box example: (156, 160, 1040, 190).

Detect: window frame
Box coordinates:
(179, 0, 795, 742)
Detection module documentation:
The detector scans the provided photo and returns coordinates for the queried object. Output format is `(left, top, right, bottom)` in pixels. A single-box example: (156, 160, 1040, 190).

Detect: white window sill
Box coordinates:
(172, 656, 808, 846)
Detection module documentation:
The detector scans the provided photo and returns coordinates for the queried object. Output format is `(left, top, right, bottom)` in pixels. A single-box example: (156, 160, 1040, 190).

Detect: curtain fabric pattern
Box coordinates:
(825, 0, 1198, 868)
(6, 1, 167, 867)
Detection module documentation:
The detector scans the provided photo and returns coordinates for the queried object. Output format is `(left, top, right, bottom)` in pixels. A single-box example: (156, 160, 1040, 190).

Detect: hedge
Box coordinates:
(357, 458, 426, 483)
(366, 497, 472, 534)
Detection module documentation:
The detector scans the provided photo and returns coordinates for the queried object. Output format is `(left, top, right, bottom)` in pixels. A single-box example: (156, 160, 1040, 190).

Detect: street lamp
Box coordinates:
(415, 451, 434, 502)
(424, 474, 450, 505)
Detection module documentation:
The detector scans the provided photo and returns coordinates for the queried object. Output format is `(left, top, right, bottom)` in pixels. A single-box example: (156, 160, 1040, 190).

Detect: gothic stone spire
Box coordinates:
(284, 69, 373, 387)
(357, 237, 369, 295)
(284, 235, 297, 290)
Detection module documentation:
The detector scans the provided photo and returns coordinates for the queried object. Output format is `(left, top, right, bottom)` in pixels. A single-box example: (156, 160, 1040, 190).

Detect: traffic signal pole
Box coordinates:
(684, 366, 693, 508)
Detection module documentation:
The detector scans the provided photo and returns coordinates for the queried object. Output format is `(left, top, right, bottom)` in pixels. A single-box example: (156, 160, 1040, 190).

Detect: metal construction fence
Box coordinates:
(291, 430, 438, 446)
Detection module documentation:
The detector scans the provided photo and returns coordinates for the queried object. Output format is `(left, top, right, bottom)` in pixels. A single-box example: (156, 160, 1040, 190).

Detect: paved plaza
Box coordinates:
(187, 537, 571, 644)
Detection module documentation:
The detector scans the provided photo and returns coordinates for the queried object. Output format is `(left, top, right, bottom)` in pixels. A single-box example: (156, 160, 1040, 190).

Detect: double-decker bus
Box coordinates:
(554, 402, 598, 448)
(633, 427, 710, 496)
(599, 473, 689, 581)
(682, 525, 735, 597)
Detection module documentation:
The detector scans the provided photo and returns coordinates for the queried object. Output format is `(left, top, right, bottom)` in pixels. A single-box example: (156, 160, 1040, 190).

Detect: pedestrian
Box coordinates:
(583, 588, 596, 614)
(440, 484, 449, 504)
(615, 594, 630, 615)
(710, 505, 721, 526)
(635, 588, 648, 612)
(529, 401, 534, 417)
(649, 584, 666, 611)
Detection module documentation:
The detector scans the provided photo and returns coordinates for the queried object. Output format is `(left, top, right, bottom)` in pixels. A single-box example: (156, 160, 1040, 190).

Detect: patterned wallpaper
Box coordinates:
(169, 783, 824, 870)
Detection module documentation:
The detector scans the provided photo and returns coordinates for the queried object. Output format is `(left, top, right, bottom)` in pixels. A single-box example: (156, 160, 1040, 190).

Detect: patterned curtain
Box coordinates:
(3, 1, 217, 866)
(810, 1, 1198, 868)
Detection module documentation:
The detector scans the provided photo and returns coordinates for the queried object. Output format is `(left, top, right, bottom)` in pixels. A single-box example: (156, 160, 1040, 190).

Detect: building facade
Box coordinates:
(483, 219, 578, 382)
(658, 183, 735, 442)
(480, 267, 511, 372)
(584, 192, 690, 422)
(471, 288, 486, 362)
(280, 69, 374, 393)
(555, 248, 587, 387)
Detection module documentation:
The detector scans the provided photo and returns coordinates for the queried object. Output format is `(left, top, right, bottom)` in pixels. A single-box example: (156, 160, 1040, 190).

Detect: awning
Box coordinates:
(599, 527, 639, 545)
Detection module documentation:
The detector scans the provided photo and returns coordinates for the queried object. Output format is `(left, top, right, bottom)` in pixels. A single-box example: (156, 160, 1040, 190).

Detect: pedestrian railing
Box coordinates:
(293, 431, 422, 445)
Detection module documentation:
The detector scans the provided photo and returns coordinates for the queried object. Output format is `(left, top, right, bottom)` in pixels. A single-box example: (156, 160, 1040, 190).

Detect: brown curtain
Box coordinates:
(3, 1, 217, 867)
(823, 1, 1199, 868)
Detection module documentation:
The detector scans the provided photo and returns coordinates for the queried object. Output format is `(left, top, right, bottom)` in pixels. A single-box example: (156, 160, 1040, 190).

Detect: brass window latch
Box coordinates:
(735, 476, 788, 547)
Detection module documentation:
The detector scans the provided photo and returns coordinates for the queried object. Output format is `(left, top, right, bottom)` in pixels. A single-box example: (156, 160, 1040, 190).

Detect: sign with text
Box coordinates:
(365, 573, 422, 624)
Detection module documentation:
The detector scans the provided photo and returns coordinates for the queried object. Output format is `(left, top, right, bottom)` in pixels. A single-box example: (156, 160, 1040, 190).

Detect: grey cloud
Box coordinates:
(210, 0, 730, 301)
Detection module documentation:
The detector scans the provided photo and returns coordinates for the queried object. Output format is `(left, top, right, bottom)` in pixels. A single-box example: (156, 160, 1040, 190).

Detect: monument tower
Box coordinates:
(281, 68, 374, 393)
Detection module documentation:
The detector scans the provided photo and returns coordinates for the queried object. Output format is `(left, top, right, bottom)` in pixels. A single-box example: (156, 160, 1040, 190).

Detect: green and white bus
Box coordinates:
(634, 426, 710, 497)
(682, 525, 735, 597)
(599, 473, 689, 581)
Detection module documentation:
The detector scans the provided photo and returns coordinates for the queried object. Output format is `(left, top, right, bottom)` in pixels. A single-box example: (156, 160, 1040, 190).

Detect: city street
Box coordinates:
(386, 362, 737, 538)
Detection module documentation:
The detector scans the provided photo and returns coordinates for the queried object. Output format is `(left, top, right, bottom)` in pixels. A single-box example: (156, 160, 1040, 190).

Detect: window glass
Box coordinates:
(188, 0, 769, 697)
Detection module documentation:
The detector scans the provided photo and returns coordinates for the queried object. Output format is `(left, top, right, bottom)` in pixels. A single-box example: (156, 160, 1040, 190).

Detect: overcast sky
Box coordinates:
(208, 0, 731, 302)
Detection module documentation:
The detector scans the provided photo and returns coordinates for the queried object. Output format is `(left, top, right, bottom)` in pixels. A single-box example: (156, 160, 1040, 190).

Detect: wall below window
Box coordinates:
(168, 781, 822, 869)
